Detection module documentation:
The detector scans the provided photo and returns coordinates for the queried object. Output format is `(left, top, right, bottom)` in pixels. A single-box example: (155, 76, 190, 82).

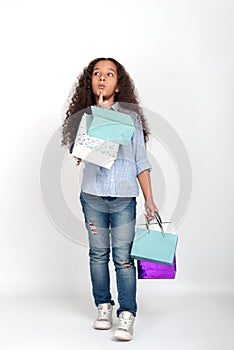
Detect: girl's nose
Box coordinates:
(99, 74, 105, 81)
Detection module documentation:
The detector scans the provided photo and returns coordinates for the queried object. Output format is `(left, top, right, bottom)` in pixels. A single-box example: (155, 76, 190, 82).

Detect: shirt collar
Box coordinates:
(111, 101, 120, 111)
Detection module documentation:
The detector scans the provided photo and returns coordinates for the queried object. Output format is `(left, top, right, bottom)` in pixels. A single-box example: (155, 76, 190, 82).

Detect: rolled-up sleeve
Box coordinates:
(133, 118, 152, 175)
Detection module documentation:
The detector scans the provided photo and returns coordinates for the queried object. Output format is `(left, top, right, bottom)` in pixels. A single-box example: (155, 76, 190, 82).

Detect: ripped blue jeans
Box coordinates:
(79, 191, 137, 317)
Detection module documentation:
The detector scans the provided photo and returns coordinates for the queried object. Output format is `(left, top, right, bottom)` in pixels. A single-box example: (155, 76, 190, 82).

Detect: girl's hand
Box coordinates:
(97, 90, 112, 109)
(144, 199, 159, 222)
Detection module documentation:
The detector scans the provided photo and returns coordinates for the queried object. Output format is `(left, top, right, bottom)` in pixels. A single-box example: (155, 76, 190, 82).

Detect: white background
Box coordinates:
(0, 0, 233, 300)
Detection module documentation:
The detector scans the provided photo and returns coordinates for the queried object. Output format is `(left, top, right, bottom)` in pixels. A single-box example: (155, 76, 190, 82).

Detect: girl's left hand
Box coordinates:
(144, 199, 159, 221)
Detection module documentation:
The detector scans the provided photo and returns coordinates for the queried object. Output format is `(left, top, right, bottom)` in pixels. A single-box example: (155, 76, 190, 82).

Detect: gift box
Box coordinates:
(71, 113, 119, 169)
(87, 106, 135, 145)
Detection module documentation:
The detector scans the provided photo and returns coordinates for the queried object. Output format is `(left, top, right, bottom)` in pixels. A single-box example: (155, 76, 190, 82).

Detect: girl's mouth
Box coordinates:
(98, 84, 105, 89)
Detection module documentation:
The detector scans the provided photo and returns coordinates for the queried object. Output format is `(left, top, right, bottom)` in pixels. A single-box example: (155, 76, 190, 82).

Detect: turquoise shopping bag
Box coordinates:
(131, 213, 178, 266)
(87, 106, 135, 145)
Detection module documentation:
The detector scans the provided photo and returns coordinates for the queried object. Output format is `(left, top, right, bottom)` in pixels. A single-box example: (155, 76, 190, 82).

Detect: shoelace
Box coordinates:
(97, 309, 111, 321)
(118, 318, 133, 331)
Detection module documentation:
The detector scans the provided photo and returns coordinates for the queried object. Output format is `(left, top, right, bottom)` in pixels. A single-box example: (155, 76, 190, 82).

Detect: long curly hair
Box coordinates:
(61, 57, 150, 164)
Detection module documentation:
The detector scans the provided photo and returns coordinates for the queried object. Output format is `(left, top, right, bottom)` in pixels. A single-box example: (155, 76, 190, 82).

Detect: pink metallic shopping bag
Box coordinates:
(137, 256, 176, 279)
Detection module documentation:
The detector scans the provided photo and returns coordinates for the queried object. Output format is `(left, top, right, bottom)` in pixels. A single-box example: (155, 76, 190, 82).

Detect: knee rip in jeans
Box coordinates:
(121, 261, 133, 269)
(88, 222, 98, 235)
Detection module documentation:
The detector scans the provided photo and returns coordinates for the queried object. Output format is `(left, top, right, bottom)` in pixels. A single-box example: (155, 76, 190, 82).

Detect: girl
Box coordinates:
(61, 58, 159, 341)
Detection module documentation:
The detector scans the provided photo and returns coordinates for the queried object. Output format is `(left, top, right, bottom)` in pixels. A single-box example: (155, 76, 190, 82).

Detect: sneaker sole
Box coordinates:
(114, 331, 132, 341)
(93, 322, 112, 330)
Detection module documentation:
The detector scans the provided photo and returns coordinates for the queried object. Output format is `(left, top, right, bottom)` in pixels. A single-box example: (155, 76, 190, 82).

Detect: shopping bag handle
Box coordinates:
(146, 212, 165, 235)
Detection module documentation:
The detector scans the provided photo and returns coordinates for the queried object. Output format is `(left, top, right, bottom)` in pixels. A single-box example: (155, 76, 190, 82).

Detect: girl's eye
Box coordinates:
(93, 71, 114, 77)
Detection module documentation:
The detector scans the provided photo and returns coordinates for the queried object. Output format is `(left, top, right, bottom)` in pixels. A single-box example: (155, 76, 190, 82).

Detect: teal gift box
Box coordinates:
(131, 226, 178, 266)
(87, 106, 135, 145)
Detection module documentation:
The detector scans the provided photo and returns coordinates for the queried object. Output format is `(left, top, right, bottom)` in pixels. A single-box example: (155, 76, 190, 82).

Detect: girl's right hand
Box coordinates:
(97, 90, 112, 109)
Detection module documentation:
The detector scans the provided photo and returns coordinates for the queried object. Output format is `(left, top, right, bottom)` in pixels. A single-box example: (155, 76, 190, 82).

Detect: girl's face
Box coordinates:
(92, 60, 119, 105)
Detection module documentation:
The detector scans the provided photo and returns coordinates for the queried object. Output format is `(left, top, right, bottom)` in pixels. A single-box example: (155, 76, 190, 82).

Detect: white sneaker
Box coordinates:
(93, 303, 113, 330)
(113, 311, 135, 341)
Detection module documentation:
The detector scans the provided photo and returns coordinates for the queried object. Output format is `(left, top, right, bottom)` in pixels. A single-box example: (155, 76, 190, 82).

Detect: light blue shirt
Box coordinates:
(81, 102, 152, 197)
